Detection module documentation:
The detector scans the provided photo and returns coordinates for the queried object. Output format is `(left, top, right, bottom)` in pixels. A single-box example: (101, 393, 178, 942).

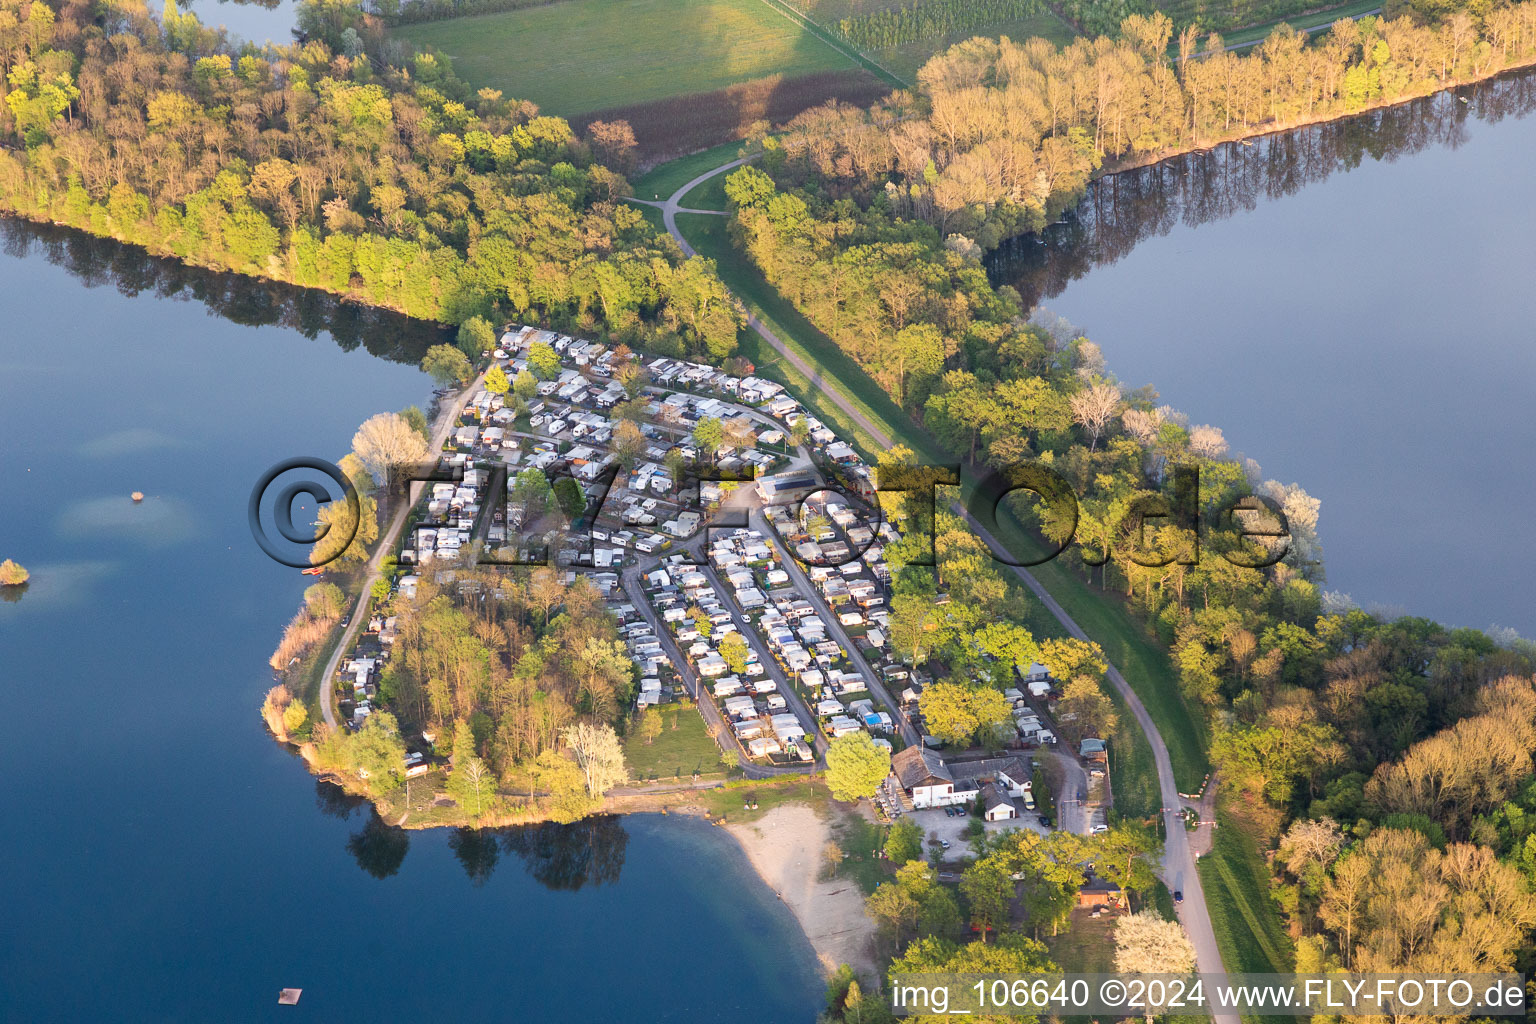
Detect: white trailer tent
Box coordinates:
(771, 714, 806, 744)
(746, 736, 782, 758)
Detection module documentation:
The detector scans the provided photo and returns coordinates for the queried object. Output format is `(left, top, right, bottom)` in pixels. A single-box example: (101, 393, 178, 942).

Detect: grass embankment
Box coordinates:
(1198, 806, 1294, 977)
(623, 704, 729, 780)
(396, 0, 857, 116)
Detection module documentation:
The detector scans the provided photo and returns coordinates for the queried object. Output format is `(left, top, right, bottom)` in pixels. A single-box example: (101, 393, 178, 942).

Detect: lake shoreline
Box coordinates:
(295, 740, 877, 984)
(1087, 55, 1536, 184)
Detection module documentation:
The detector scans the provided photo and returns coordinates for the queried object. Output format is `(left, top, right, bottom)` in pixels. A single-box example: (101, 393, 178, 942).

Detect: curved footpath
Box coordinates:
(317, 369, 489, 730)
(644, 162, 1234, 1016)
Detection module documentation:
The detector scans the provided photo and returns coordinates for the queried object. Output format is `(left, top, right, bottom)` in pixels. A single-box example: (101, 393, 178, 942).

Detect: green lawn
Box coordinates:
(831, 812, 891, 892)
(1198, 808, 1294, 978)
(681, 172, 730, 211)
(623, 705, 727, 779)
(634, 139, 754, 198)
(396, 0, 858, 116)
(697, 777, 831, 821)
(1047, 907, 1118, 971)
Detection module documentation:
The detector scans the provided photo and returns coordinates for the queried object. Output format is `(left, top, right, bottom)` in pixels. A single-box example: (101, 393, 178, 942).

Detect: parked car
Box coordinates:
(1173, 890, 1184, 904)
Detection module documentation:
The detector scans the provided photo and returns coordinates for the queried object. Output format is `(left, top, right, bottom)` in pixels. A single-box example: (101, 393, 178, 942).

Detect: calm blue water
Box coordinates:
(0, 229, 821, 1021)
(991, 73, 1536, 635)
(188, 0, 301, 46)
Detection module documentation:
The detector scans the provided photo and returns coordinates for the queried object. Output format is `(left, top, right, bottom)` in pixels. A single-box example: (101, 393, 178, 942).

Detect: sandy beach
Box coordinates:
(726, 805, 878, 982)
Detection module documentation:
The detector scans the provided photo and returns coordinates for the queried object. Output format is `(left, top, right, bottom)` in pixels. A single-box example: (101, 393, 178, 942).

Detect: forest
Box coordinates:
(266, 560, 638, 824)
(0, 0, 742, 361)
(833, 0, 1046, 51)
(765, 5, 1536, 248)
(724, 1, 1536, 997)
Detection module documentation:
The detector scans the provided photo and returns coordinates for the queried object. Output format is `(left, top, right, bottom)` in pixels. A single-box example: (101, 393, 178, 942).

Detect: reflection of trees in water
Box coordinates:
(450, 827, 501, 886)
(348, 812, 410, 879)
(989, 68, 1536, 308)
(423, 816, 632, 889)
(315, 780, 369, 820)
(499, 816, 629, 891)
(0, 217, 446, 365)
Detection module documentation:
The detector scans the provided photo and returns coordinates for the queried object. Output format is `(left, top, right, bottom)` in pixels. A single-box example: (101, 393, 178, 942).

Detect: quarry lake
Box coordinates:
(989, 68, 1536, 637)
(0, 224, 821, 1022)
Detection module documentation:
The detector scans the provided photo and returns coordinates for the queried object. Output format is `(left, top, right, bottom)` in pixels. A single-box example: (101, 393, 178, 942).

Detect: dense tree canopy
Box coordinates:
(0, 0, 742, 360)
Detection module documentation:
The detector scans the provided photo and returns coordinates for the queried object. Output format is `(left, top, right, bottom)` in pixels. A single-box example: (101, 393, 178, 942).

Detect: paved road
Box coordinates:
(649, 160, 1232, 1014)
(317, 370, 488, 730)
(1044, 749, 1090, 836)
(957, 507, 1232, 1021)
(630, 156, 753, 257)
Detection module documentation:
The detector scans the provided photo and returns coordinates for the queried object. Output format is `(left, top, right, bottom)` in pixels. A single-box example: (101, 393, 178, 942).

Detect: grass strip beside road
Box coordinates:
(677, 211, 944, 463)
(1199, 806, 1295, 981)
(1190, 0, 1381, 51)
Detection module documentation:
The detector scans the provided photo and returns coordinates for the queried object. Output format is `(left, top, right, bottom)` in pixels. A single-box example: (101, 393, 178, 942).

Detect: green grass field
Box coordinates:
(1199, 808, 1294, 979)
(634, 139, 754, 198)
(623, 704, 728, 780)
(396, 0, 858, 116)
(681, 171, 730, 210)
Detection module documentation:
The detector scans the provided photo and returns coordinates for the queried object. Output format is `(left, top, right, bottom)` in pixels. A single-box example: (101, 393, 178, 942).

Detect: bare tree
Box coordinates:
(352, 412, 429, 495)
(1121, 407, 1163, 445)
(562, 721, 627, 798)
(1188, 424, 1229, 459)
(1277, 817, 1344, 877)
(1070, 380, 1121, 450)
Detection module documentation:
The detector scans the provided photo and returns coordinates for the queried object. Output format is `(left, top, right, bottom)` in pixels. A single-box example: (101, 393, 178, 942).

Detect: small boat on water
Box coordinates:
(300, 567, 326, 576)
(131, 491, 144, 502)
